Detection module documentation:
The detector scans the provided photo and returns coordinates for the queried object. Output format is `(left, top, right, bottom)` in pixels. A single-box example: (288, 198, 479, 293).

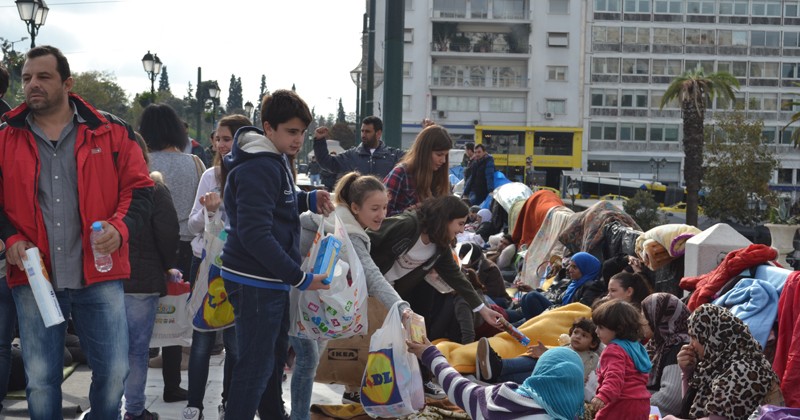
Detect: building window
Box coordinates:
(487, 97, 524, 112)
(402, 95, 411, 111)
(547, 66, 567, 81)
(594, 0, 621, 12)
(494, 0, 526, 19)
(685, 60, 714, 73)
(654, 0, 682, 13)
(653, 28, 683, 45)
(622, 58, 649, 75)
(546, 99, 566, 114)
(621, 90, 648, 108)
(592, 57, 620, 75)
(762, 127, 777, 144)
(783, 63, 800, 79)
(432, 95, 479, 111)
(650, 124, 680, 142)
(593, 26, 621, 43)
(787, 2, 800, 17)
(590, 122, 617, 140)
(620, 123, 648, 141)
(547, 32, 569, 47)
(652, 59, 682, 76)
(779, 168, 793, 183)
(472, 0, 489, 17)
(751, 0, 781, 16)
(591, 89, 619, 107)
(469, 66, 486, 87)
(685, 29, 715, 45)
(433, 0, 467, 17)
(719, 0, 749, 15)
(403, 28, 414, 43)
(403, 62, 412, 78)
(717, 61, 748, 77)
(718, 30, 748, 46)
(785, 32, 800, 48)
(687, 0, 715, 14)
(751, 31, 780, 48)
(623, 0, 650, 12)
(623, 27, 649, 45)
(493, 66, 526, 88)
(651, 90, 679, 109)
(750, 62, 780, 78)
(748, 93, 778, 111)
(549, 0, 569, 14)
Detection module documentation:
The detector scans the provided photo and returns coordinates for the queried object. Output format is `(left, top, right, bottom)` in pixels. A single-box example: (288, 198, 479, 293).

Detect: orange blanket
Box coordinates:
(435, 303, 592, 373)
(511, 190, 564, 248)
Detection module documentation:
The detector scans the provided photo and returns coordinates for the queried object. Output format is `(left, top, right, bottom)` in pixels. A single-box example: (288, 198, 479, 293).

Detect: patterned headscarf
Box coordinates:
(642, 293, 690, 388)
(516, 347, 585, 420)
(561, 252, 601, 305)
(688, 304, 777, 419)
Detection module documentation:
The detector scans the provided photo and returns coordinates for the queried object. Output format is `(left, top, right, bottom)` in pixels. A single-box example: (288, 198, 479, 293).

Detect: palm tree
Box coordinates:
(661, 69, 739, 227)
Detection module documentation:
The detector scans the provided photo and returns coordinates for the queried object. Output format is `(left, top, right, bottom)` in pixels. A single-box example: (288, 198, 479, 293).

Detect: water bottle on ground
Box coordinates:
(90, 221, 113, 272)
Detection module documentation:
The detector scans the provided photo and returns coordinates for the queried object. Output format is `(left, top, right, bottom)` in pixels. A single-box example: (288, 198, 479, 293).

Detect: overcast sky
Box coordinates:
(1, 0, 366, 118)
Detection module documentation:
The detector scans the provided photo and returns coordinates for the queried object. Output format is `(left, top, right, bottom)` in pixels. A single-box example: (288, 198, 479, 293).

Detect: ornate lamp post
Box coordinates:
(208, 81, 221, 129)
(567, 181, 580, 210)
(141, 51, 163, 96)
(15, 0, 49, 49)
(650, 157, 667, 186)
(244, 101, 254, 120)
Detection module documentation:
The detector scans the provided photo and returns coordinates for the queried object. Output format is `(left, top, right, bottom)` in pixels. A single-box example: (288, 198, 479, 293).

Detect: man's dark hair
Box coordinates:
(465, 142, 475, 152)
(261, 89, 312, 130)
(138, 103, 189, 151)
(0, 64, 9, 96)
(26, 45, 71, 82)
(362, 115, 383, 132)
(475, 144, 486, 152)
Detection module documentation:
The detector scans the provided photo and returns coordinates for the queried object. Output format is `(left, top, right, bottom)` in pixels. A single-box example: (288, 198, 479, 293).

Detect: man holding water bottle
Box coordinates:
(0, 46, 153, 420)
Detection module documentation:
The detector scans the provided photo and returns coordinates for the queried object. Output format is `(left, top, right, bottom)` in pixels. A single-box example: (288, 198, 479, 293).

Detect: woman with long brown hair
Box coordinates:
(383, 125, 452, 216)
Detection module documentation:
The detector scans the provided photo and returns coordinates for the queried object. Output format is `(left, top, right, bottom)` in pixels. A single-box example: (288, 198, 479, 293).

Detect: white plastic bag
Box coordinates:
(289, 213, 368, 340)
(150, 280, 192, 347)
(360, 301, 425, 418)
(187, 209, 234, 331)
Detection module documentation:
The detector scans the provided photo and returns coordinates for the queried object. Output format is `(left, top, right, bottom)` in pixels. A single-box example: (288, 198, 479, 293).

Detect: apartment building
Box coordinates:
(374, 0, 800, 192)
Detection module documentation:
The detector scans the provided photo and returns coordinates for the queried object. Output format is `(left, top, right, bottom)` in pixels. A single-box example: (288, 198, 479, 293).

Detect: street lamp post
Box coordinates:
(141, 51, 163, 96)
(244, 101, 254, 121)
(650, 157, 667, 186)
(567, 182, 580, 210)
(15, 0, 49, 49)
(208, 82, 221, 129)
(9, 37, 28, 52)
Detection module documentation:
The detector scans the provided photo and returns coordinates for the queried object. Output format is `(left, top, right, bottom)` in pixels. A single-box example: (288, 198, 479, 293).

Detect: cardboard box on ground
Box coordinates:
(315, 297, 389, 386)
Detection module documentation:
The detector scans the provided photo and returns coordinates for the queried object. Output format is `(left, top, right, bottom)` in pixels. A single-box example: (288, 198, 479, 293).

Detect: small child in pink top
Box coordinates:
(590, 299, 652, 420)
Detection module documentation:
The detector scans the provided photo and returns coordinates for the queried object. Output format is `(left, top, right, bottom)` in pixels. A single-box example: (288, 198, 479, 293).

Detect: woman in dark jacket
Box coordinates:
(123, 133, 180, 420)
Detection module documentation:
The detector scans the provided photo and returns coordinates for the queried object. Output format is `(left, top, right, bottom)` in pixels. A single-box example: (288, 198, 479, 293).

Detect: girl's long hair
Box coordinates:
(214, 114, 251, 198)
(417, 195, 469, 247)
(399, 125, 452, 201)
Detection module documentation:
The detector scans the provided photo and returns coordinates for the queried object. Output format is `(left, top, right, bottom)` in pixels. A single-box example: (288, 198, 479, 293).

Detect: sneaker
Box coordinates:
(182, 406, 203, 420)
(77, 409, 90, 420)
(124, 409, 160, 420)
(217, 403, 225, 420)
(342, 390, 361, 404)
(476, 337, 503, 383)
(423, 380, 446, 400)
(163, 387, 188, 402)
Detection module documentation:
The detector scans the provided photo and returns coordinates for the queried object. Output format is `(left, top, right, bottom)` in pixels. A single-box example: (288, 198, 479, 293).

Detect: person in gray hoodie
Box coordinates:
(289, 172, 413, 419)
(219, 90, 333, 420)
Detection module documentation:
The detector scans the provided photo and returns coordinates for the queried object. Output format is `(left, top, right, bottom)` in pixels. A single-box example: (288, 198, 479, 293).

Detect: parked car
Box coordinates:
(659, 202, 704, 214)
(600, 194, 629, 202)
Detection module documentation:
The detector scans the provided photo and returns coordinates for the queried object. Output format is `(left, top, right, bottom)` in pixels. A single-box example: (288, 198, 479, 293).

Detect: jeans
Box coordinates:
(0, 275, 16, 413)
(124, 294, 159, 416)
(13, 280, 129, 420)
(188, 327, 237, 410)
(499, 356, 538, 384)
(309, 174, 321, 186)
(288, 336, 327, 420)
(223, 280, 290, 419)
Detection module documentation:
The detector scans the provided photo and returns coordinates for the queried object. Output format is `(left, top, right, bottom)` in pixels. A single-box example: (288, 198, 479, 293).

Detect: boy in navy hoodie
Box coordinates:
(220, 90, 333, 420)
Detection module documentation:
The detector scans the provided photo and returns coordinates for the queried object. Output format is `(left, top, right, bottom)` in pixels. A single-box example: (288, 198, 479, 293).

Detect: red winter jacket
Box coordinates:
(0, 93, 154, 287)
(773, 270, 800, 406)
(679, 244, 777, 311)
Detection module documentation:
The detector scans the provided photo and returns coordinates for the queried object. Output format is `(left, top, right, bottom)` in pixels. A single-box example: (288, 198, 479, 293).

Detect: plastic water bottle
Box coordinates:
(90, 221, 113, 272)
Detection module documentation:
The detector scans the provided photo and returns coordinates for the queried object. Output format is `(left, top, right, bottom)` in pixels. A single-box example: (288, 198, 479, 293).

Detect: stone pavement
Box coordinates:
(2, 352, 346, 419)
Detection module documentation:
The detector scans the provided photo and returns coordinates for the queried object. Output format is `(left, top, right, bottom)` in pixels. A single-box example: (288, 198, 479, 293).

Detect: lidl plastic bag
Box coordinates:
(360, 301, 425, 418)
(290, 213, 368, 340)
(187, 209, 234, 331)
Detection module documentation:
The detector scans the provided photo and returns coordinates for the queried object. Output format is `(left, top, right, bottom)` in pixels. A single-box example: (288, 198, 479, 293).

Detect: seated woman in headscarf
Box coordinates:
(666, 304, 783, 420)
(408, 337, 585, 420)
(509, 252, 605, 324)
(641, 293, 690, 417)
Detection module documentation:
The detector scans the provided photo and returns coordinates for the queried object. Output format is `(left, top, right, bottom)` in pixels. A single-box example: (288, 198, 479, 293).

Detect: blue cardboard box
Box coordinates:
(313, 236, 342, 285)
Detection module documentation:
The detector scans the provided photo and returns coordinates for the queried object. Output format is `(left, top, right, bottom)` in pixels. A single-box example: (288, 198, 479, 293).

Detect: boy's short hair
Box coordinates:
(591, 299, 644, 342)
(475, 144, 486, 152)
(465, 142, 475, 152)
(570, 318, 600, 349)
(260, 89, 312, 131)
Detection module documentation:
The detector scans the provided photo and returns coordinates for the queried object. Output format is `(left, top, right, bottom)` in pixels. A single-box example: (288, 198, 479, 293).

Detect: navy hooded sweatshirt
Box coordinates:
(220, 126, 318, 291)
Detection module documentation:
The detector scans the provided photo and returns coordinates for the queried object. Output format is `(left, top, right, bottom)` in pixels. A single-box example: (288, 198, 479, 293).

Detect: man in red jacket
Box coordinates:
(0, 45, 153, 420)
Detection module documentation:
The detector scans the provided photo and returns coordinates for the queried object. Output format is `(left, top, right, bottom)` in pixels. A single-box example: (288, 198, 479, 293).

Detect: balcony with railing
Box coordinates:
(432, 23, 532, 55)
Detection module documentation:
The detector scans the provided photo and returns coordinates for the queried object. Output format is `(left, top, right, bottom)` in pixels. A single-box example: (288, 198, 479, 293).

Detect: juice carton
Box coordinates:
(312, 235, 342, 285)
(404, 312, 426, 343)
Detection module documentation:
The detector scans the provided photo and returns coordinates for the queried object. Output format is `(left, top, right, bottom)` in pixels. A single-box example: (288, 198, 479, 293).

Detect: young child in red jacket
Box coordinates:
(590, 299, 652, 419)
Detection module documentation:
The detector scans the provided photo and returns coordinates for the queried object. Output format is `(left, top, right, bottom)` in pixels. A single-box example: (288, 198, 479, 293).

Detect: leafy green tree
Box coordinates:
(1, 39, 25, 107)
(703, 109, 778, 225)
(157, 66, 170, 93)
(661, 69, 739, 227)
(623, 190, 665, 231)
(226, 74, 243, 113)
(337, 98, 346, 123)
(330, 122, 355, 149)
(71, 71, 130, 120)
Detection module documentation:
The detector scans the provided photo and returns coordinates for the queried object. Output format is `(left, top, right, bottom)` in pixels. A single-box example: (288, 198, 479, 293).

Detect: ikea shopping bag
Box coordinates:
(150, 280, 192, 347)
(360, 301, 424, 418)
(187, 209, 234, 331)
(290, 213, 368, 340)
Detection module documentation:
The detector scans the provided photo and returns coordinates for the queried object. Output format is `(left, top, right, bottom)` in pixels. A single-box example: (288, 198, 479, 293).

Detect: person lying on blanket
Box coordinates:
(408, 335, 585, 420)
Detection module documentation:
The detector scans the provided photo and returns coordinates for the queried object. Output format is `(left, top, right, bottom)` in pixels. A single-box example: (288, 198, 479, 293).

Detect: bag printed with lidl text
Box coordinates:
(187, 209, 234, 331)
(360, 301, 424, 418)
(150, 280, 192, 347)
(290, 213, 368, 340)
